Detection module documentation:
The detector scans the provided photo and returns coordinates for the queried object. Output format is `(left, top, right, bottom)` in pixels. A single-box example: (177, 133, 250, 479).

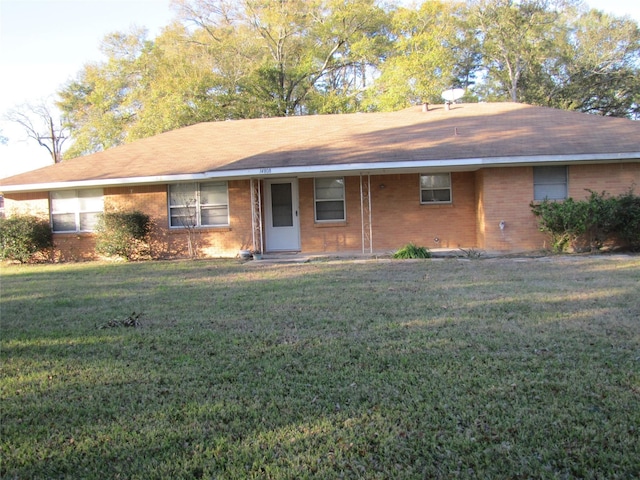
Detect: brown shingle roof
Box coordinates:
(2, 102, 639, 191)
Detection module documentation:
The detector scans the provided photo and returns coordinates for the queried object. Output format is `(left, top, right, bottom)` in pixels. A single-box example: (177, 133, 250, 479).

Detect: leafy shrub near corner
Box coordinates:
(530, 189, 640, 252)
(95, 211, 151, 260)
(393, 243, 432, 259)
(0, 215, 53, 263)
(615, 190, 640, 246)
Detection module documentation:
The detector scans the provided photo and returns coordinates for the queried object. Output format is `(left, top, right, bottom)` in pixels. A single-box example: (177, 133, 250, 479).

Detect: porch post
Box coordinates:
(250, 179, 264, 253)
(360, 174, 373, 254)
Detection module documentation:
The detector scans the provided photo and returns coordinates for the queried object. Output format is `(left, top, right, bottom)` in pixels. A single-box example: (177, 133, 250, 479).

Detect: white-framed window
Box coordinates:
(314, 177, 345, 221)
(420, 173, 452, 203)
(168, 181, 229, 228)
(533, 166, 567, 200)
(51, 189, 104, 233)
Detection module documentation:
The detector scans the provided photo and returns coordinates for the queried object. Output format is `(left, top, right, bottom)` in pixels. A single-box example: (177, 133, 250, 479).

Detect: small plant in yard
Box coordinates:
(171, 196, 201, 259)
(95, 211, 151, 261)
(98, 311, 143, 329)
(393, 242, 431, 259)
(0, 214, 53, 263)
(459, 247, 484, 259)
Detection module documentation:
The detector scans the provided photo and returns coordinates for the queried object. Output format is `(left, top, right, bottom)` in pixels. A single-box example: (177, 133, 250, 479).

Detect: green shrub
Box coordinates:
(530, 197, 589, 251)
(615, 190, 640, 247)
(531, 188, 640, 252)
(0, 215, 53, 263)
(393, 242, 432, 259)
(95, 211, 151, 261)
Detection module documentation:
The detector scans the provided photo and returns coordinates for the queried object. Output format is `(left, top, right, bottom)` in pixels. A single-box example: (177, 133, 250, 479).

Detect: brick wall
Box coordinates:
(567, 163, 639, 198)
(368, 172, 477, 251)
(298, 177, 364, 253)
(478, 167, 544, 252)
(104, 184, 169, 259)
(3, 192, 49, 218)
(52, 235, 98, 262)
(477, 162, 640, 252)
(105, 180, 254, 259)
(297, 173, 478, 254)
(1, 181, 255, 261)
(2, 192, 99, 261)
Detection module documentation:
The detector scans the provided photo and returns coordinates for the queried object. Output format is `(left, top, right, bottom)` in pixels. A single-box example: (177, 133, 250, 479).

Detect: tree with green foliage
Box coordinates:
(365, 1, 462, 110)
(177, 0, 390, 116)
(54, 0, 639, 158)
(470, 0, 640, 118)
(59, 0, 391, 156)
(58, 29, 150, 158)
(125, 24, 231, 139)
(547, 9, 640, 118)
(470, 0, 568, 103)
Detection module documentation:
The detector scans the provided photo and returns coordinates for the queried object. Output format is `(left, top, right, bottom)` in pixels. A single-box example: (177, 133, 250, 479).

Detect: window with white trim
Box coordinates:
(533, 166, 567, 200)
(420, 173, 451, 203)
(314, 177, 345, 221)
(51, 189, 104, 232)
(169, 182, 229, 228)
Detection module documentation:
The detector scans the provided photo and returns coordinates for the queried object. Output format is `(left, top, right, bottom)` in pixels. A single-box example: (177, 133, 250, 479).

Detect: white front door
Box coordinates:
(265, 179, 300, 252)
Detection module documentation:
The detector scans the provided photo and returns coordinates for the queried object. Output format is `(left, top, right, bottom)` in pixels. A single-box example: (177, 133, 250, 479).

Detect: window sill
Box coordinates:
(169, 226, 232, 233)
(531, 198, 566, 203)
(314, 221, 347, 228)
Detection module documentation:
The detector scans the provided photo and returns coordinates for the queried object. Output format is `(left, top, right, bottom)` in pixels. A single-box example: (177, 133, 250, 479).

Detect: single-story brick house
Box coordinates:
(1, 102, 639, 260)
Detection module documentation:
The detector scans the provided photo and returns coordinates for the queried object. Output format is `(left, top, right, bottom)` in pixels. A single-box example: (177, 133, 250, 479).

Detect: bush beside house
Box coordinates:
(531, 189, 640, 252)
(0, 215, 53, 263)
(95, 211, 152, 261)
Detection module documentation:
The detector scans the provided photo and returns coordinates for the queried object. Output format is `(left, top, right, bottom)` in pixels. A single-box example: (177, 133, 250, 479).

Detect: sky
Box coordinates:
(0, 0, 174, 178)
(1, 0, 639, 179)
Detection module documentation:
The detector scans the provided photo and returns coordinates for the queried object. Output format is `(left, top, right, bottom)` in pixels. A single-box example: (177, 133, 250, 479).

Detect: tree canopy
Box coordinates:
(50, 0, 640, 159)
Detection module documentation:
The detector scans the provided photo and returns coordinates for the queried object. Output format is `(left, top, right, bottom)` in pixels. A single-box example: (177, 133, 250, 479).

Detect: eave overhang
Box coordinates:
(1, 152, 639, 193)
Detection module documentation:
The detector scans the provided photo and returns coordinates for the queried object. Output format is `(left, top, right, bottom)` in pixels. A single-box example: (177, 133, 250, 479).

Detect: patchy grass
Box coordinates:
(1, 256, 639, 479)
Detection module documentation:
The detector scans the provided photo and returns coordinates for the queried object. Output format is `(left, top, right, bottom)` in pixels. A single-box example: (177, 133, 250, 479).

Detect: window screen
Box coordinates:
(534, 166, 567, 200)
(51, 189, 104, 232)
(315, 178, 345, 221)
(420, 173, 451, 203)
(169, 182, 229, 227)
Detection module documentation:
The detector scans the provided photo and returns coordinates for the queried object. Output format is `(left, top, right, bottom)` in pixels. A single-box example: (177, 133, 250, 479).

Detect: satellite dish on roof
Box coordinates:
(441, 88, 465, 102)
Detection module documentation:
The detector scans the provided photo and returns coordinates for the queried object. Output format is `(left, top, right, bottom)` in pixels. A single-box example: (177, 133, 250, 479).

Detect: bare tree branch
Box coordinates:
(4, 98, 68, 163)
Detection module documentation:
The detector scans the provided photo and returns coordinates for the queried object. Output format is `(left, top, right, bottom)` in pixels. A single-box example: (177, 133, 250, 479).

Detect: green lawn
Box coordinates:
(1, 255, 639, 479)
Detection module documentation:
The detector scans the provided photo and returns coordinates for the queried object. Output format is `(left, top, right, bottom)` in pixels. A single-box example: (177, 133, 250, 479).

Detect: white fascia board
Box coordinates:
(478, 152, 640, 166)
(209, 152, 640, 177)
(0, 173, 214, 193)
(2, 152, 638, 193)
